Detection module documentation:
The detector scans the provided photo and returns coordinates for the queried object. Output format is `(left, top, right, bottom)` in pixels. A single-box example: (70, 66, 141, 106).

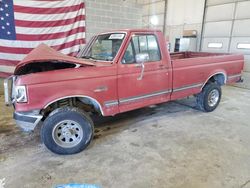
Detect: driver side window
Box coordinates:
(122, 34, 161, 64)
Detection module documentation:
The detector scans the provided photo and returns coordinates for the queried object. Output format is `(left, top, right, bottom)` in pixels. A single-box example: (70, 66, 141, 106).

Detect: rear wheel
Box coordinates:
(196, 83, 222, 112)
(41, 107, 94, 155)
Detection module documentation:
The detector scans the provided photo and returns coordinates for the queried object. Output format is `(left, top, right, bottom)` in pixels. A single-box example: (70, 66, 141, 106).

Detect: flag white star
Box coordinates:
(0, 8, 3, 11)
(5, 4, 8, 8)
(5, 13, 9, 17)
(6, 22, 10, 26)
(2, 26, 5, 29)
(0, 17, 4, 20)
(7, 31, 11, 35)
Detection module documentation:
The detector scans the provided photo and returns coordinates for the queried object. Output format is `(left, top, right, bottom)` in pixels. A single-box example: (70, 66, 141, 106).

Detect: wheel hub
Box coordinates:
(62, 127, 74, 136)
(52, 120, 83, 148)
(208, 89, 219, 107)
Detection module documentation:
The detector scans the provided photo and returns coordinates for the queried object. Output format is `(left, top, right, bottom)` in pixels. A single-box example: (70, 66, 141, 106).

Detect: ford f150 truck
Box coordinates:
(4, 29, 244, 154)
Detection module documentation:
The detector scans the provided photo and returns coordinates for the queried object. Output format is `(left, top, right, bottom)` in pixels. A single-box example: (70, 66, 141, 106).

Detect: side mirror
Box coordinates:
(135, 53, 149, 64)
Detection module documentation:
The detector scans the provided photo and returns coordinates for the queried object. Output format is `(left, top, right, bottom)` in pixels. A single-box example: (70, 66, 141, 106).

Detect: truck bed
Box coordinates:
(170, 51, 244, 100)
(170, 51, 228, 60)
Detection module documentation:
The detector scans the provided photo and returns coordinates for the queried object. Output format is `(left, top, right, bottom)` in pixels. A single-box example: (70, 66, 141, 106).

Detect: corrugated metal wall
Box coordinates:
(201, 0, 250, 88)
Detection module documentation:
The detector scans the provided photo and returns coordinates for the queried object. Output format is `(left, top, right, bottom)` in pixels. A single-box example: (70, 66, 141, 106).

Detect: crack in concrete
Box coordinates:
(240, 179, 250, 188)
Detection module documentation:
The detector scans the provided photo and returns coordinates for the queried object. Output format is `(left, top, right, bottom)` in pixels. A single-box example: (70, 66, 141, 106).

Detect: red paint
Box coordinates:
(0, 39, 85, 54)
(15, 15, 85, 28)
(14, 3, 84, 14)
(14, 29, 244, 116)
(15, 43, 94, 71)
(16, 27, 85, 41)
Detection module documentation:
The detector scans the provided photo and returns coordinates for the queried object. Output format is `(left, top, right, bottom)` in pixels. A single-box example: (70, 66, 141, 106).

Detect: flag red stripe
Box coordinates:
(15, 15, 85, 28)
(0, 38, 85, 54)
(0, 72, 12, 78)
(14, 3, 84, 15)
(0, 59, 19, 66)
(68, 51, 78, 57)
(16, 27, 85, 41)
(53, 38, 85, 51)
(0, 47, 31, 54)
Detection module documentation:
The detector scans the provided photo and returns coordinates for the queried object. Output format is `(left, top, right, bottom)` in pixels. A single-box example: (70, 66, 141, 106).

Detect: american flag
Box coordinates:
(0, 0, 86, 77)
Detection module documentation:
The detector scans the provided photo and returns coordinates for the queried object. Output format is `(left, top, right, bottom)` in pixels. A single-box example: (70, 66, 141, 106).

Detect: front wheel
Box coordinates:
(196, 83, 222, 112)
(41, 107, 94, 155)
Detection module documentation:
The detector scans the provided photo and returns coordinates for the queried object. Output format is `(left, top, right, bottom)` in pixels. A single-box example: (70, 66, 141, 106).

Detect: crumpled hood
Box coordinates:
(14, 43, 94, 74)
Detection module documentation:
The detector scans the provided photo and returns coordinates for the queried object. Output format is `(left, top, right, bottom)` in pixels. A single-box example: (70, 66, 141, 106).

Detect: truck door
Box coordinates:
(118, 33, 171, 113)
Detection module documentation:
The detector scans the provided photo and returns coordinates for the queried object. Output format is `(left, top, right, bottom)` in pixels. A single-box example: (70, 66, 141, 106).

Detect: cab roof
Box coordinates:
(100, 28, 162, 34)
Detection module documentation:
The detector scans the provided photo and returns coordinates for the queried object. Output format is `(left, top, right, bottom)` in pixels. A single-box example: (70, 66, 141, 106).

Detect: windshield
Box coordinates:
(81, 33, 125, 61)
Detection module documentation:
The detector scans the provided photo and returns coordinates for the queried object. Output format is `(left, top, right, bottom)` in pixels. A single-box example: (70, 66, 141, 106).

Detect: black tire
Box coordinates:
(41, 107, 94, 155)
(196, 83, 222, 112)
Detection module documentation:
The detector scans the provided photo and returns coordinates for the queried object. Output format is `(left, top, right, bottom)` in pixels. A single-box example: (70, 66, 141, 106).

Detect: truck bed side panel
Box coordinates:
(171, 54, 244, 100)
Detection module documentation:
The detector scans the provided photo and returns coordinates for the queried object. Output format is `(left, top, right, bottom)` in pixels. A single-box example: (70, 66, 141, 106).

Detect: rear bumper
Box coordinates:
(14, 111, 43, 132)
(227, 74, 243, 84)
(236, 77, 244, 83)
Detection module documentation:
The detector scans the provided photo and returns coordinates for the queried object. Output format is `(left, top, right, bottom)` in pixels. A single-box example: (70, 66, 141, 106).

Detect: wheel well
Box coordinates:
(207, 73, 226, 86)
(42, 96, 103, 118)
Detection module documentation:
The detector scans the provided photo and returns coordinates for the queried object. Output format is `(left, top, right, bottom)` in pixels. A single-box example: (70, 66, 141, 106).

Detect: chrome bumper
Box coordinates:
(4, 76, 16, 105)
(236, 77, 244, 83)
(4, 76, 42, 132)
(14, 111, 43, 132)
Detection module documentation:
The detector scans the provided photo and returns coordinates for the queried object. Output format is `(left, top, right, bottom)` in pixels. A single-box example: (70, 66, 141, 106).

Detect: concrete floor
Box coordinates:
(0, 86, 250, 188)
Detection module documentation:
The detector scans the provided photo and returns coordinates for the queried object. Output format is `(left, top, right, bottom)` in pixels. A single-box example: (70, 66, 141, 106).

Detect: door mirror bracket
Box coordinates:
(135, 53, 149, 80)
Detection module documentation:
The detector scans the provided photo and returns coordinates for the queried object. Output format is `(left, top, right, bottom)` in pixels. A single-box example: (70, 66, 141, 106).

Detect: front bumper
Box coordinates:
(14, 111, 43, 132)
(5, 76, 43, 131)
(4, 76, 16, 105)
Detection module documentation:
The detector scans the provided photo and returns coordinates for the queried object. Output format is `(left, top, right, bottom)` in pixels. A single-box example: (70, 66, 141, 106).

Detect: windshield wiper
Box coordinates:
(81, 56, 98, 61)
(81, 55, 91, 59)
(81, 55, 113, 62)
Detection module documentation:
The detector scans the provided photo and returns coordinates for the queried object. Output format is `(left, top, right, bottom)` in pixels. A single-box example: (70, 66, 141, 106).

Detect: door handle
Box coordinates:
(159, 64, 166, 69)
(137, 63, 145, 80)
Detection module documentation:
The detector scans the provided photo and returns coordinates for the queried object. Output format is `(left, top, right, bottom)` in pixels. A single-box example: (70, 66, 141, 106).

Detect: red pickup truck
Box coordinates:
(4, 29, 244, 154)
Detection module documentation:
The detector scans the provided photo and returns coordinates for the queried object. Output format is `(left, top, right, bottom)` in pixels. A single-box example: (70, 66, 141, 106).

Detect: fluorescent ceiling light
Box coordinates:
(150, 16, 158, 26)
(208, 42, 223, 48)
(237, 43, 250, 49)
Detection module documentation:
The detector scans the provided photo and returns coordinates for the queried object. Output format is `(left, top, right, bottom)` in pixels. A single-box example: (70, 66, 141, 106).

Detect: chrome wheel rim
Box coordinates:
(208, 89, 219, 107)
(52, 120, 83, 148)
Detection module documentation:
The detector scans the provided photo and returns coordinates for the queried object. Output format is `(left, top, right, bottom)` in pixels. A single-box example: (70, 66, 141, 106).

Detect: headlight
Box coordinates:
(15, 85, 27, 103)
